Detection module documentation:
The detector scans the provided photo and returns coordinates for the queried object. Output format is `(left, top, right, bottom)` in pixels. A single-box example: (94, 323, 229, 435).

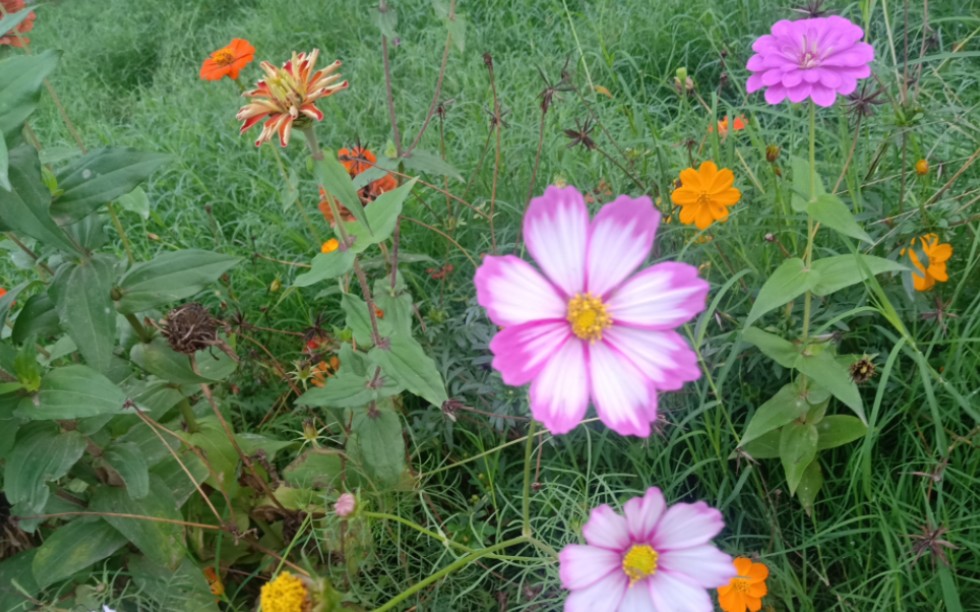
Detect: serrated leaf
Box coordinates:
(779, 421, 818, 495)
(293, 250, 355, 287)
(102, 442, 150, 499)
(742, 327, 798, 368)
(1, 144, 79, 253)
(810, 254, 907, 296)
(91, 477, 184, 568)
(369, 334, 447, 407)
(341, 293, 391, 349)
(795, 459, 823, 516)
(17, 365, 127, 421)
(50, 148, 170, 223)
(816, 415, 868, 449)
(344, 178, 416, 253)
(31, 519, 127, 589)
(793, 351, 865, 422)
(739, 382, 808, 448)
(399, 149, 463, 181)
(745, 258, 819, 327)
(297, 365, 402, 408)
(0, 50, 60, 142)
(4, 423, 86, 525)
(116, 249, 241, 314)
(53, 255, 116, 373)
(283, 448, 343, 489)
(350, 404, 405, 487)
(807, 194, 872, 244)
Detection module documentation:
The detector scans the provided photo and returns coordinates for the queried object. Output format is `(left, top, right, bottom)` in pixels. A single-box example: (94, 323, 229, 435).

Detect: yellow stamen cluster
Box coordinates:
(622, 544, 659, 586)
(731, 577, 750, 593)
(213, 50, 235, 66)
(259, 571, 309, 612)
(567, 293, 611, 342)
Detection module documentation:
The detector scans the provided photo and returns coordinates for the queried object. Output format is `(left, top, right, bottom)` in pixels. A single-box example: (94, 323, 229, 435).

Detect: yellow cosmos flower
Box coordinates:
(259, 571, 309, 612)
(670, 161, 741, 230)
(901, 233, 952, 292)
(717, 557, 769, 612)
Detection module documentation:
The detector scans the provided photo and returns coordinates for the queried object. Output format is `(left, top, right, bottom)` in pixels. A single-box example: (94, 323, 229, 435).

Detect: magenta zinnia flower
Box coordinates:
(559, 487, 735, 611)
(474, 186, 708, 437)
(746, 16, 874, 107)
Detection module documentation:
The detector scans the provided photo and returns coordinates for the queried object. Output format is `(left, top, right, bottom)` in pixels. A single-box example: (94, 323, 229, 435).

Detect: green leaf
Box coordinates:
(807, 194, 872, 244)
(236, 433, 292, 461)
(739, 382, 808, 448)
(810, 254, 907, 296)
(369, 334, 447, 407)
(816, 415, 868, 450)
(18, 365, 128, 420)
(793, 351, 865, 422)
(0, 50, 60, 142)
(795, 459, 823, 516)
(779, 421, 818, 495)
(373, 272, 413, 337)
(745, 258, 819, 327)
(116, 249, 241, 314)
(341, 293, 390, 349)
(4, 423, 86, 526)
(130, 336, 236, 384)
(374, 1, 398, 37)
(293, 250, 355, 287)
(344, 178, 417, 253)
(50, 148, 170, 223)
(1, 144, 79, 253)
(102, 441, 150, 499)
(399, 149, 463, 181)
(31, 519, 127, 589)
(789, 155, 826, 213)
(91, 477, 184, 568)
(741, 428, 781, 459)
(313, 155, 369, 228)
(349, 403, 405, 487)
(283, 448, 344, 489)
(446, 13, 466, 53)
(0, 132, 9, 192)
(297, 366, 402, 408)
(52, 255, 116, 373)
(116, 186, 151, 219)
(0, 549, 39, 612)
(129, 555, 220, 612)
(185, 416, 238, 489)
(742, 327, 798, 369)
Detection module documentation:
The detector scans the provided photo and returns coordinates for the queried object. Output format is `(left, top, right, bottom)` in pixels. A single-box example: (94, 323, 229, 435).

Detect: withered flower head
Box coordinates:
(849, 356, 877, 384)
(845, 83, 885, 121)
(792, 0, 829, 17)
(162, 303, 220, 355)
(564, 117, 597, 150)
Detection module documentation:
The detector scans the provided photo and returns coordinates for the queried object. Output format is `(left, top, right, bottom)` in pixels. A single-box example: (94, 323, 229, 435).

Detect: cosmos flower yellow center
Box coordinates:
(213, 49, 235, 66)
(567, 293, 611, 342)
(622, 544, 658, 585)
(731, 577, 751, 593)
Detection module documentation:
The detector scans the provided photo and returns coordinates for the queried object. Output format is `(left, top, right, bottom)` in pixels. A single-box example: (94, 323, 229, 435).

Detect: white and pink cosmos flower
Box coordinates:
(746, 16, 875, 107)
(559, 487, 735, 611)
(474, 186, 709, 437)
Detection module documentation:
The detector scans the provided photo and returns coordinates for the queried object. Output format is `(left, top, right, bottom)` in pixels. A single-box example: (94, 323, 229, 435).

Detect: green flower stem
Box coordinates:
(522, 419, 538, 538)
(801, 103, 818, 344)
(124, 312, 153, 343)
(372, 536, 530, 612)
(177, 398, 200, 433)
(108, 203, 135, 264)
(360, 511, 474, 554)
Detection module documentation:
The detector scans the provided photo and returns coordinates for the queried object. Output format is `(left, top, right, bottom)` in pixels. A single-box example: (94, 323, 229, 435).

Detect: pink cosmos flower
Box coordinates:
(559, 487, 735, 611)
(746, 16, 874, 107)
(474, 186, 708, 437)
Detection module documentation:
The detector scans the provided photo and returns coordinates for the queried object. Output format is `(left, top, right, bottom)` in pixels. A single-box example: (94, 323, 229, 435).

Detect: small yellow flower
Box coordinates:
(717, 557, 769, 612)
(915, 159, 929, 176)
(321, 238, 340, 254)
(259, 571, 309, 612)
(670, 161, 742, 230)
(901, 233, 952, 292)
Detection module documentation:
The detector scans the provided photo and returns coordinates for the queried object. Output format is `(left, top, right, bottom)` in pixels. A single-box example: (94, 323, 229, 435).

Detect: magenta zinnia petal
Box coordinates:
(746, 16, 874, 107)
(474, 186, 709, 437)
(558, 487, 735, 612)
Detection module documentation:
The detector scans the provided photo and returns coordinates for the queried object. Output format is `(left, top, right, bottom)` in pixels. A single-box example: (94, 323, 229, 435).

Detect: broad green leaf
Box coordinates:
(807, 194, 872, 244)
(297, 365, 402, 408)
(12, 338, 42, 392)
(741, 428, 781, 459)
(293, 250, 355, 287)
(116, 186, 151, 219)
(810, 254, 907, 296)
(129, 555, 220, 612)
(283, 448, 344, 489)
(4, 423, 86, 527)
(341, 293, 392, 349)
(31, 519, 127, 589)
(793, 351, 865, 422)
(150, 453, 209, 508)
(185, 416, 239, 489)
(739, 382, 808, 447)
(102, 441, 150, 499)
(0, 549, 39, 612)
(0, 280, 31, 331)
(742, 327, 798, 368)
(374, 1, 398, 37)
(53, 255, 116, 373)
(91, 477, 184, 568)
(1, 144, 79, 253)
(0, 132, 8, 191)
(745, 258, 819, 327)
(816, 415, 868, 450)
(236, 432, 292, 460)
(50, 149, 170, 223)
(0, 50, 60, 141)
(344, 178, 417, 253)
(446, 13, 466, 53)
(373, 272, 413, 337)
(399, 149, 463, 181)
(369, 334, 447, 407)
(779, 421, 818, 495)
(789, 155, 826, 213)
(130, 336, 237, 384)
(116, 249, 241, 314)
(18, 364, 128, 421)
(349, 403, 405, 487)
(314, 155, 369, 228)
(795, 459, 824, 516)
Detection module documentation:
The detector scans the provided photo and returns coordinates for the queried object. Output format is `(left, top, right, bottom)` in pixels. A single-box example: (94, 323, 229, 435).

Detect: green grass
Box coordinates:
(6, 0, 980, 610)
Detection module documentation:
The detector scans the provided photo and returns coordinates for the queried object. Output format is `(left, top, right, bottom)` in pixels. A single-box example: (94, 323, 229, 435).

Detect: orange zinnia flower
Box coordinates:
(338, 146, 377, 176)
(237, 49, 348, 147)
(318, 187, 356, 225)
(311, 356, 340, 387)
(319, 146, 399, 225)
(670, 161, 742, 230)
(901, 233, 952, 292)
(710, 115, 747, 137)
(200, 38, 255, 81)
(0, 0, 36, 47)
(718, 557, 769, 612)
